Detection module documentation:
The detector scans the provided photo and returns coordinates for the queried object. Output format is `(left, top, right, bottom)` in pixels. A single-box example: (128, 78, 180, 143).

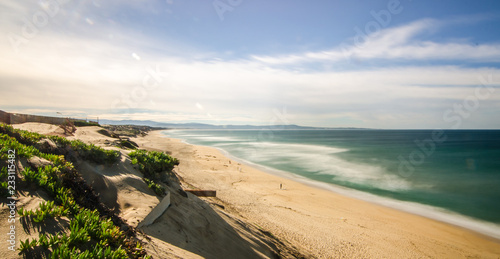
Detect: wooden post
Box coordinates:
(185, 190, 217, 197)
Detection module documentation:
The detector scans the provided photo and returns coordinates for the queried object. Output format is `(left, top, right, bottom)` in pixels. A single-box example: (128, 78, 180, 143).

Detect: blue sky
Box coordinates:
(1, 0, 500, 128)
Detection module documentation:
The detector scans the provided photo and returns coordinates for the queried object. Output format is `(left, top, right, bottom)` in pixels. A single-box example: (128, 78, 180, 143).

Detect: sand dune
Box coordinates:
(4, 123, 297, 258)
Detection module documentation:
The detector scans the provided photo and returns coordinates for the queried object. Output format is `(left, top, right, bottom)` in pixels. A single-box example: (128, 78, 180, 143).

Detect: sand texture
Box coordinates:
(131, 130, 500, 258)
(2, 123, 299, 258)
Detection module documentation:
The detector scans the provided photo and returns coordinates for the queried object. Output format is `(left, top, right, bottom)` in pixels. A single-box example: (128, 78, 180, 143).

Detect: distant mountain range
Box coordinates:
(98, 119, 363, 130)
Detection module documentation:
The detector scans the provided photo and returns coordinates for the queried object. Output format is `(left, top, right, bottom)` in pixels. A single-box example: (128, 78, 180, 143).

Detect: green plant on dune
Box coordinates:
(129, 149, 179, 196)
(0, 124, 150, 258)
(69, 140, 120, 164)
(18, 201, 69, 223)
(72, 121, 100, 127)
(0, 167, 9, 197)
(143, 177, 166, 196)
(129, 149, 179, 179)
(0, 124, 120, 165)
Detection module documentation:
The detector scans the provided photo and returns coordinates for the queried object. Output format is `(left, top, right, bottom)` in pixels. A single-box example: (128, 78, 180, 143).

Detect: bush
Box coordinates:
(70, 140, 120, 164)
(129, 150, 179, 179)
(0, 123, 43, 145)
(72, 120, 100, 127)
(143, 178, 166, 196)
(0, 124, 119, 165)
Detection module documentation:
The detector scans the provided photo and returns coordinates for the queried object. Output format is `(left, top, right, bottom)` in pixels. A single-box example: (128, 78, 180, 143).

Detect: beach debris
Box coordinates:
(185, 190, 217, 197)
(58, 118, 77, 135)
(138, 191, 171, 228)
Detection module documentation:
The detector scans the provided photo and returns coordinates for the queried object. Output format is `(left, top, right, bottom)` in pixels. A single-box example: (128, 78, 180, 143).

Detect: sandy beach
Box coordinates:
(132, 130, 500, 258)
(3, 123, 500, 258)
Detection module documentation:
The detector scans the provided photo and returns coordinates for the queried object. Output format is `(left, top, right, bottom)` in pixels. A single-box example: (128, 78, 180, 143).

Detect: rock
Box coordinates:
(28, 156, 54, 168)
(16, 158, 29, 180)
(97, 129, 119, 138)
(36, 138, 58, 153)
(119, 139, 139, 149)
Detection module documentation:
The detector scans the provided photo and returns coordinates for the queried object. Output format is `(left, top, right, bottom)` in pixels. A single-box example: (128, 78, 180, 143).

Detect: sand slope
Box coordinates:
(4, 123, 297, 258)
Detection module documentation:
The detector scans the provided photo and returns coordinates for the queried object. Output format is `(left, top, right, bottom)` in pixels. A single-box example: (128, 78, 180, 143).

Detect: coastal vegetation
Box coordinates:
(143, 177, 166, 196)
(129, 149, 179, 180)
(129, 149, 179, 196)
(72, 120, 100, 127)
(0, 124, 120, 165)
(0, 124, 150, 258)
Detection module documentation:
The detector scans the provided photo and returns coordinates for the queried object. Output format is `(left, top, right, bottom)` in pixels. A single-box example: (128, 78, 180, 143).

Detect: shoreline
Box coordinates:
(161, 130, 500, 241)
(134, 130, 500, 258)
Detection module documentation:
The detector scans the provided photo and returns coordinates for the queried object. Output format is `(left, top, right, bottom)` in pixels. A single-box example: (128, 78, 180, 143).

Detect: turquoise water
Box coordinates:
(163, 129, 500, 233)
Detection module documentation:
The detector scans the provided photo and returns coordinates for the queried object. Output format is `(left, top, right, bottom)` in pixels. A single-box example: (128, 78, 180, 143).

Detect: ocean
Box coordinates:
(163, 129, 500, 237)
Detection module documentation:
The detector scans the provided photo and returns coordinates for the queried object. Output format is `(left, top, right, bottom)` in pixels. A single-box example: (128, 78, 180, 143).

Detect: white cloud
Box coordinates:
(253, 18, 500, 65)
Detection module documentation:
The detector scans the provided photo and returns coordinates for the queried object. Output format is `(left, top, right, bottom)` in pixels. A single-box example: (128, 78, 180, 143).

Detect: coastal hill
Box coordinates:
(0, 122, 305, 258)
(98, 119, 363, 130)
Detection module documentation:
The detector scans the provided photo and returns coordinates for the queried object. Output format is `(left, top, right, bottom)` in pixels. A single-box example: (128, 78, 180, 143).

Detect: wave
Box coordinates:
(218, 149, 500, 240)
(219, 141, 411, 192)
(165, 131, 246, 143)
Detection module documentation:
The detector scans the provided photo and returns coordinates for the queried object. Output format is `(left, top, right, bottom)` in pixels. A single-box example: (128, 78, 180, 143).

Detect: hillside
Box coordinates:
(0, 123, 304, 258)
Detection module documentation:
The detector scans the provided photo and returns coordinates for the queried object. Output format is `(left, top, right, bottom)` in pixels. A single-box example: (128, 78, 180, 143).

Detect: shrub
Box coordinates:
(70, 140, 120, 164)
(0, 124, 119, 165)
(129, 150, 179, 179)
(143, 178, 166, 196)
(72, 120, 100, 127)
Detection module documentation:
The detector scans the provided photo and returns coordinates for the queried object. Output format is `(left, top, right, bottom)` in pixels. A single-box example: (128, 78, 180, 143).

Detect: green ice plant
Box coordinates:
(0, 124, 120, 165)
(69, 140, 120, 164)
(18, 201, 69, 222)
(129, 149, 179, 179)
(129, 149, 178, 197)
(0, 125, 148, 258)
(143, 177, 166, 196)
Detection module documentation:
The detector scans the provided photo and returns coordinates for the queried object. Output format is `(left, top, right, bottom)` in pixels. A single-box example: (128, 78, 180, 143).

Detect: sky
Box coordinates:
(1, 0, 500, 129)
